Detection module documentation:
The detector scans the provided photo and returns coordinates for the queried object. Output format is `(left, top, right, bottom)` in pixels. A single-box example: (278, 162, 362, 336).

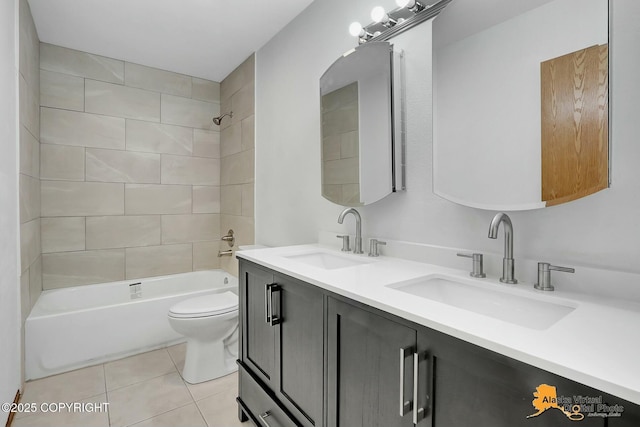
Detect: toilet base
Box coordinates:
(181, 339, 237, 384)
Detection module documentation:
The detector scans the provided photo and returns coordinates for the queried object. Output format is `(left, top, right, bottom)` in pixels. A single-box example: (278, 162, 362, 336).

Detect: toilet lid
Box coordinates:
(169, 291, 238, 318)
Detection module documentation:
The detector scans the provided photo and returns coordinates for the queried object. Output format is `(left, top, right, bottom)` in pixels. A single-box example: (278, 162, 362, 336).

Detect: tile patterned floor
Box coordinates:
(13, 344, 250, 427)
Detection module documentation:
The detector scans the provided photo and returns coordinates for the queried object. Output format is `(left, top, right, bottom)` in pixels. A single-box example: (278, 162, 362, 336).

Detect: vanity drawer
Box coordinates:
(238, 364, 300, 427)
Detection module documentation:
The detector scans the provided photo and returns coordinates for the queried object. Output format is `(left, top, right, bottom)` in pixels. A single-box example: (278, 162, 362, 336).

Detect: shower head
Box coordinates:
(212, 112, 233, 126)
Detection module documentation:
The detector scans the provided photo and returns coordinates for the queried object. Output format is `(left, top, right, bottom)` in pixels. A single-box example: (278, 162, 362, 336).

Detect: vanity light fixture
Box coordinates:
(349, 0, 451, 44)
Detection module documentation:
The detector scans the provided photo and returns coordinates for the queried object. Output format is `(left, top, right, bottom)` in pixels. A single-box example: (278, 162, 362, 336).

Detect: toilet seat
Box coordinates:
(169, 291, 238, 318)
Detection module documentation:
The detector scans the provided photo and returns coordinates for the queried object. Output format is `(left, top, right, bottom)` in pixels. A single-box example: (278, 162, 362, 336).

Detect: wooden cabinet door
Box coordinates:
(240, 261, 276, 388)
(274, 274, 324, 427)
(426, 331, 605, 427)
(327, 297, 417, 427)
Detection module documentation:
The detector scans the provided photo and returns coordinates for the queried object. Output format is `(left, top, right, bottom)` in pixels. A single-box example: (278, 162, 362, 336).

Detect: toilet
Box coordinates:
(168, 291, 239, 384)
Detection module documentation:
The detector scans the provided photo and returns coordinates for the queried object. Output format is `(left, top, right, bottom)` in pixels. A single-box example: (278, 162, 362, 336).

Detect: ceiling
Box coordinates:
(28, 0, 315, 82)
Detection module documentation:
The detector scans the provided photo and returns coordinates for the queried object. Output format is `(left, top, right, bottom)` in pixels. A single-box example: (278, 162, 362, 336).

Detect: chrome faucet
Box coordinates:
(337, 208, 363, 254)
(488, 212, 517, 284)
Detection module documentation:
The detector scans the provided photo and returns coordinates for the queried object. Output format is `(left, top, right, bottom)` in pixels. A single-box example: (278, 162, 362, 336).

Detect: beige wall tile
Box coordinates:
(86, 148, 160, 183)
(241, 183, 254, 218)
(41, 217, 85, 253)
(193, 241, 221, 271)
(193, 186, 220, 214)
(20, 219, 40, 275)
(125, 244, 192, 280)
(220, 54, 254, 102)
(125, 62, 192, 97)
(29, 255, 42, 310)
(42, 249, 126, 289)
(220, 122, 241, 158)
(20, 269, 30, 323)
(126, 120, 192, 156)
(40, 143, 85, 181)
(162, 214, 220, 244)
(161, 155, 220, 185)
(40, 43, 124, 84)
(19, 174, 40, 224)
(322, 157, 359, 185)
(20, 75, 39, 138)
(161, 94, 219, 129)
(125, 184, 192, 215)
(231, 81, 254, 123)
(193, 129, 220, 158)
(85, 79, 160, 122)
(20, 126, 39, 178)
(241, 115, 255, 151)
(192, 78, 220, 103)
(40, 70, 84, 111)
(40, 107, 125, 149)
(41, 181, 124, 216)
(86, 215, 161, 250)
(220, 149, 254, 185)
(220, 185, 242, 215)
(19, 0, 40, 89)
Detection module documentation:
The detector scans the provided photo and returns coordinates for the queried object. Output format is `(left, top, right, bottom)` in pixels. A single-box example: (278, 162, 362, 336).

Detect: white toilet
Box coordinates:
(168, 291, 239, 384)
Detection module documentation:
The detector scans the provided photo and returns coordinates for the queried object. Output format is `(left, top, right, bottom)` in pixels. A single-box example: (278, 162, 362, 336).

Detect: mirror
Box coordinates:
(320, 41, 404, 206)
(433, 0, 609, 210)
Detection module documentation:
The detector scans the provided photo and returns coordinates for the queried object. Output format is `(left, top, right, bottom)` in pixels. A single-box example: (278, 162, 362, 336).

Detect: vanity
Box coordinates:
(235, 245, 640, 427)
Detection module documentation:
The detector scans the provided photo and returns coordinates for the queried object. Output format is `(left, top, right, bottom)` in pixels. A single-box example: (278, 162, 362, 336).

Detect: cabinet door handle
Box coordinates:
(399, 346, 413, 416)
(264, 283, 272, 324)
(259, 411, 273, 427)
(267, 284, 282, 326)
(413, 352, 426, 425)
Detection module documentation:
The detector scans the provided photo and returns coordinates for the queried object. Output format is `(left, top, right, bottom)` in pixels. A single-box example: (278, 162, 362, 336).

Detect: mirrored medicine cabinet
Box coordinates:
(319, 41, 405, 207)
(433, 0, 610, 210)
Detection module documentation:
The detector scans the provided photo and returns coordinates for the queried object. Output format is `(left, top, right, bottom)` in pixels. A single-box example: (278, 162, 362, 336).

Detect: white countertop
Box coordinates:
(237, 243, 640, 405)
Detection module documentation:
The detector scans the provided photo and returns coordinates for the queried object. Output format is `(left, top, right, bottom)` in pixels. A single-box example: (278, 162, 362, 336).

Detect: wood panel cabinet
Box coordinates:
(239, 261, 323, 427)
(238, 259, 639, 427)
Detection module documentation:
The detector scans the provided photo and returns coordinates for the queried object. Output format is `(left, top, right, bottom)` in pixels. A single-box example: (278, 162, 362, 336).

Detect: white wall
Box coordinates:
(0, 0, 22, 420)
(256, 0, 640, 276)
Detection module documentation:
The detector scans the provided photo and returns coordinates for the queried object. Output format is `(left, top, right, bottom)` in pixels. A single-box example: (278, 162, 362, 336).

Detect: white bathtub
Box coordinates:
(25, 270, 237, 380)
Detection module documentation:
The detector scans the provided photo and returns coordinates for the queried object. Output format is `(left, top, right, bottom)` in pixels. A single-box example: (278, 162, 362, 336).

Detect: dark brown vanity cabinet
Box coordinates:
(238, 259, 639, 427)
(239, 261, 324, 427)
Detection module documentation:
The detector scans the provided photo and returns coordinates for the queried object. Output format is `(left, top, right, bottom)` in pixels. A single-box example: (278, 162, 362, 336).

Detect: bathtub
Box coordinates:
(25, 270, 237, 380)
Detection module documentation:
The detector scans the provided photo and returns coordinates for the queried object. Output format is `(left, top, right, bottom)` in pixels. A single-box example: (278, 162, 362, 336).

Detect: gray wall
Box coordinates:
(39, 44, 223, 289)
(255, 0, 640, 276)
(1, 0, 21, 419)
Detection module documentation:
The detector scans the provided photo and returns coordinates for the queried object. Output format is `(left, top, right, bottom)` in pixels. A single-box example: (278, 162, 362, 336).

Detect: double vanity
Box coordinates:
(235, 237, 640, 427)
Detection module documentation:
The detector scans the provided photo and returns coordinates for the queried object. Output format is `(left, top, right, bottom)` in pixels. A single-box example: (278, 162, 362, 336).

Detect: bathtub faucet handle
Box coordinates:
(221, 229, 235, 247)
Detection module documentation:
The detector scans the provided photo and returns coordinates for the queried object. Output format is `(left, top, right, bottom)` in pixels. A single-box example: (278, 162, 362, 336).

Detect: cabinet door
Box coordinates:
(327, 297, 417, 427)
(426, 331, 605, 427)
(240, 261, 276, 388)
(274, 274, 324, 427)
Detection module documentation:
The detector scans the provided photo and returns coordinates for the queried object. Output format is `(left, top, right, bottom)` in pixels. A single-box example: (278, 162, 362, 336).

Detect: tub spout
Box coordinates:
(218, 250, 233, 257)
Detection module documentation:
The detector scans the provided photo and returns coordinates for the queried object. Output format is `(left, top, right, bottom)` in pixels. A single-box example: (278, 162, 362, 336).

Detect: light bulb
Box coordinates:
(349, 22, 364, 37)
(396, 0, 416, 8)
(371, 6, 387, 23)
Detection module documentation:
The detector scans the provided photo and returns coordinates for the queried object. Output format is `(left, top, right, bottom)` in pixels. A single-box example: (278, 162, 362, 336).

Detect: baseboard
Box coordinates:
(4, 390, 20, 427)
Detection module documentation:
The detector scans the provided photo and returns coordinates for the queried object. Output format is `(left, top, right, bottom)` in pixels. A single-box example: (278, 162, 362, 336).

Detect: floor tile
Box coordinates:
(12, 393, 110, 427)
(197, 389, 248, 427)
(166, 343, 186, 372)
(186, 371, 238, 402)
(107, 372, 192, 427)
(20, 365, 106, 413)
(104, 349, 176, 391)
(129, 403, 207, 427)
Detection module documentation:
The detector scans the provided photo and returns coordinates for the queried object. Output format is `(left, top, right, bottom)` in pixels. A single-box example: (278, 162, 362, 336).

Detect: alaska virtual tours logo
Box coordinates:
(526, 384, 625, 421)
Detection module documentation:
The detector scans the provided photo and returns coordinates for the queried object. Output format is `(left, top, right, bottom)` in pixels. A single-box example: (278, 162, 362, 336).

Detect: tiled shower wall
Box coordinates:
(19, 0, 41, 321)
(39, 44, 223, 290)
(219, 55, 255, 276)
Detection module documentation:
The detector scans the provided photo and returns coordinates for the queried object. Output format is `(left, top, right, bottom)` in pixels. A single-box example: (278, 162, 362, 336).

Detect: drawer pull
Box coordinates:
(399, 346, 413, 416)
(259, 411, 273, 427)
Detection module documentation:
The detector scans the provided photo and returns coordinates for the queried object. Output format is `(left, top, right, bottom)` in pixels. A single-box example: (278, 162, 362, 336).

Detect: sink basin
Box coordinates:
(284, 251, 369, 270)
(388, 275, 575, 330)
